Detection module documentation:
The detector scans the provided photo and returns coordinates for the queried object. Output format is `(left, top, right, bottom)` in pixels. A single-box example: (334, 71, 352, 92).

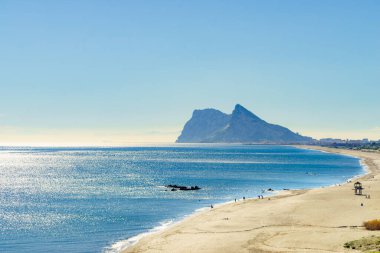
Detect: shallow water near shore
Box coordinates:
(0, 145, 363, 253)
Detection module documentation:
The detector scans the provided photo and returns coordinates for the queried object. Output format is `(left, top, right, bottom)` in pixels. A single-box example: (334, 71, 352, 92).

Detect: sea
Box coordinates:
(0, 145, 364, 253)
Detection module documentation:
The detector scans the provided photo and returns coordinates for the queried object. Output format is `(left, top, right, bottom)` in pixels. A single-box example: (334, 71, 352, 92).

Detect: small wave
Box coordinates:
(104, 200, 230, 253)
(104, 220, 175, 253)
(359, 159, 369, 174)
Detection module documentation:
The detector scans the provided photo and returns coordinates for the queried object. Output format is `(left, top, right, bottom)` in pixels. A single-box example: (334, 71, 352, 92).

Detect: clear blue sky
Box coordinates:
(0, 0, 379, 145)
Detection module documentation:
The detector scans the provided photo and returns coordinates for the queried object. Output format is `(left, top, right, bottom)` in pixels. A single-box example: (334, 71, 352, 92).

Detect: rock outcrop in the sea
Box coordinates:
(176, 104, 314, 144)
(166, 185, 201, 191)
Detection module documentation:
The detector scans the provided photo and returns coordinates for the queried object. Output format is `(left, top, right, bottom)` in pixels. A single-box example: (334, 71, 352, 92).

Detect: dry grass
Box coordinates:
(364, 219, 380, 231)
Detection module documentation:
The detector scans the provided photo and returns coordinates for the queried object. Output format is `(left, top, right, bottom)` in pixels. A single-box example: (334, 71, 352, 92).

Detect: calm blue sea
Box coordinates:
(0, 145, 363, 253)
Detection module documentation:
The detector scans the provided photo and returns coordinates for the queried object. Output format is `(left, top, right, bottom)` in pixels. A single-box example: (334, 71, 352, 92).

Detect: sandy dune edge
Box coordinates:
(122, 146, 380, 253)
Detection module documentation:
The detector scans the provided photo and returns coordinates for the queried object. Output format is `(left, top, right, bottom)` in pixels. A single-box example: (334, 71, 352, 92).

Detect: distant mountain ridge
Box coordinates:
(176, 104, 313, 144)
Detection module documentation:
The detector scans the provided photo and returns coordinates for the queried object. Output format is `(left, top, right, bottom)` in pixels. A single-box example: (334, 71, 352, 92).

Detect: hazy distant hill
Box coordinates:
(176, 104, 313, 144)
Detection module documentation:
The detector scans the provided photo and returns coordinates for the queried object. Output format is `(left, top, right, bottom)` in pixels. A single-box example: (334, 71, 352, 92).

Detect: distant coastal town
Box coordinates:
(316, 138, 380, 151)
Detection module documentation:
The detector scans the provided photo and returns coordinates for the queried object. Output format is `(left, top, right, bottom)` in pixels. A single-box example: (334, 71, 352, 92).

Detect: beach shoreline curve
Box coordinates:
(120, 146, 380, 253)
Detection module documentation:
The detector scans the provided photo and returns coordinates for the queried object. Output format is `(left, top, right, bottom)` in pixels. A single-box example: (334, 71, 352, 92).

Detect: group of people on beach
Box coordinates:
(212, 194, 271, 209)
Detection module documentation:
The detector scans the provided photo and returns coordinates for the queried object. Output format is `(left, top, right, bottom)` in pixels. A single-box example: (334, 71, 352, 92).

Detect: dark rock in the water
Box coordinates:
(166, 184, 201, 191)
(176, 104, 314, 144)
(267, 188, 274, 191)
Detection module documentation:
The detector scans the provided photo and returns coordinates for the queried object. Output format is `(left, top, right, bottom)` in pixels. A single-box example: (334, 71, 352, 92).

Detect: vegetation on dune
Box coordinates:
(364, 219, 380, 231)
(344, 235, 380, 252)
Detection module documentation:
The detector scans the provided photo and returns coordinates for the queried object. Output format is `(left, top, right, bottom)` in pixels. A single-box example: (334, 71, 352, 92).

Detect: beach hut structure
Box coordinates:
(353, 181, 364, 195)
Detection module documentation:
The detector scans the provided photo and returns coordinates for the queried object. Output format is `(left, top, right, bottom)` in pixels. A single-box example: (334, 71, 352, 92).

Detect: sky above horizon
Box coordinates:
(1, 0, 379, 146)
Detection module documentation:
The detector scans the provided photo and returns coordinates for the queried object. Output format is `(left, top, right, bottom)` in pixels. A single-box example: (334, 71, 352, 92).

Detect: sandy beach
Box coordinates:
(121, 146, 380, 253)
